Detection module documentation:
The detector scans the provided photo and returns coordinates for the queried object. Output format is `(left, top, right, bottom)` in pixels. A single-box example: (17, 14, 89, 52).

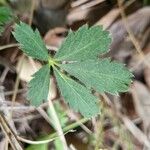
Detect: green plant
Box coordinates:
(0, 6, 12, 35)
(12, 22, 133, 118)
(143, 0, 150, 5)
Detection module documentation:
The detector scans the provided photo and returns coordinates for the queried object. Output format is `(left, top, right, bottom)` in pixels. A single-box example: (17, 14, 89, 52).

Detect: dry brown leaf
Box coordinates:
(67, 8, 89, 24)
(95, 8, 120, 29)
(44, 27, 67, 47)
(16, 57, 41, 82)
(109, 7, 150, 63)
(144, 68, 150, 90)
(132, 81, 150, 140)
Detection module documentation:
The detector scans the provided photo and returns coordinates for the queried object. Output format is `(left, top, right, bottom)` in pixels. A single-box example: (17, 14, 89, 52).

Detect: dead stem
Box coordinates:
(0, 114, 23, 150)
(0, 43, 19, 51)
(102, 93, 150, 148)
(117, 0, 150, 69)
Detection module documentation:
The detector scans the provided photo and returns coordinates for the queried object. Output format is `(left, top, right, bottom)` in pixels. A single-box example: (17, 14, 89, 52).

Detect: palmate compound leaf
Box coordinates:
(12, 22, 49, 61)
(27, 64, 50, 106)
(12, 22, 132, 118)
(54, 68, 99, 118)
(60, 59, 133, 95)
(54, 25, 111, 61)
(0, 6, 12, 34)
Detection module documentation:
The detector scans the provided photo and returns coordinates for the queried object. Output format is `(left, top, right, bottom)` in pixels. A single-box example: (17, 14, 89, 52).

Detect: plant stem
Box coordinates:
(0, 113, 23, 150)
(48, 91, 68, 150)
(11, 54, 25, 117)
(95, 106, 105, 150)
(0, 43, 19, 51)
(17, 117, 89, 144)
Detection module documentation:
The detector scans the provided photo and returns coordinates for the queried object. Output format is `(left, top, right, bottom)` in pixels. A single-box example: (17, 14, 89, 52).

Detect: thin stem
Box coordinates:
(28, 0, 36, 26)
(117, 0, 150, 69)
(0, 43, 19, 51)
(48, 57, 60, 68)
(17, 117, 88, 144)
(48, 91, 68, 150)
(10, 55, 25, 117)
(0, 44, 57, 51)
(17, 130, 74, 145)
(95, 106, 105, 150)
(0, 114, 23, 150)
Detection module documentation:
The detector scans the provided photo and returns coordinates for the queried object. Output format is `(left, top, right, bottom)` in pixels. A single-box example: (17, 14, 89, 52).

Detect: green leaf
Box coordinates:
(54, 25, 111, 61)
(12, 22, 49, 61)
(60, 59, 133, 95)
(0, 0, 7, 5)
(27, 64, 50, 106)
(0, 6, 12, 35)
(54, 69, 99, 118)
